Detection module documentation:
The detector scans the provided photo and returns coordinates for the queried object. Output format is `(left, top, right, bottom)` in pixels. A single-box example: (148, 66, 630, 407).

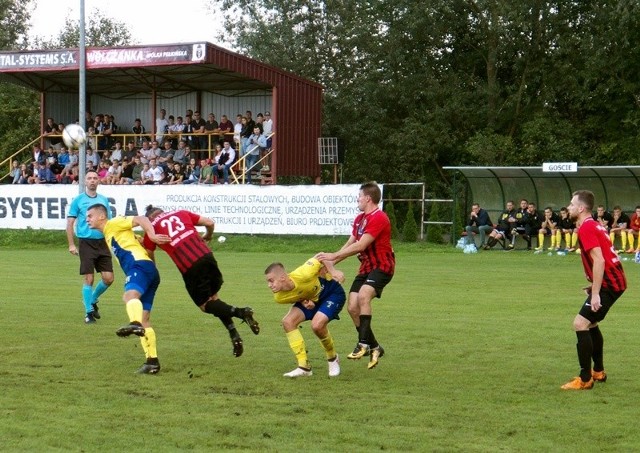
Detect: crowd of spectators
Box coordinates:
(464, 199, 640, 254)
(6, 108, 274, 185)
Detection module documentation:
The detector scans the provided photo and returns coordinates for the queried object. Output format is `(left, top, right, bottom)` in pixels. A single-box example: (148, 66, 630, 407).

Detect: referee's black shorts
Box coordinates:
(182, 253, 224, 307)
(78, 238, 113, 275)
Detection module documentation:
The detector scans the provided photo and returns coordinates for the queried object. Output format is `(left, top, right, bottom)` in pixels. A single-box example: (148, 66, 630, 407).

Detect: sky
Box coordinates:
(29, 0, 229, 48)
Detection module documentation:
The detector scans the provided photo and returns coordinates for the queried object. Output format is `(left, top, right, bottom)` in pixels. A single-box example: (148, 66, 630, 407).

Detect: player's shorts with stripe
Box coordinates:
(123, 260, 160, 311)
(182, 253, 223, 307)
(350, 269, 393, 298)
(78, 238, 113, 275)
(295, 280, 345, 321)
(578, 288, 624, 323)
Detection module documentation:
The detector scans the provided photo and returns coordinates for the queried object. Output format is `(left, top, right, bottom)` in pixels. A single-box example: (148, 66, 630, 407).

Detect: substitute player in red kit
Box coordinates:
(562, 190, 626, 390)
(142, 205, 260, 357)
(317, 181, 395, 369)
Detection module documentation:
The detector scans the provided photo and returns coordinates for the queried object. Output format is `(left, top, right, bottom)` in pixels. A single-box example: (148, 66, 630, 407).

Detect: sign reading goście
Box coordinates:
(0, 184, 369, 236)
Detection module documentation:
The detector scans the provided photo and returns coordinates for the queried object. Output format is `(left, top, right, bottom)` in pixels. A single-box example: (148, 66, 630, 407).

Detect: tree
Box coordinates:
(0, 0, 32, 50)
(402, 202, 419, 242)
(33, 11, 133, 48)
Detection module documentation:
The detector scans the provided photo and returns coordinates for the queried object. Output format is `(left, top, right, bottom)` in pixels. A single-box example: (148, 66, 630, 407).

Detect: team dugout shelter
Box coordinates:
(0, 42, 323, 182)
(444, 165, 640, 240)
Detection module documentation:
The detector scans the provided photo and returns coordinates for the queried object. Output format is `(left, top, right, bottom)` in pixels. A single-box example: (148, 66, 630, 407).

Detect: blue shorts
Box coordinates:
(294, 280, 345, 321)
(124, 260, 160, 311)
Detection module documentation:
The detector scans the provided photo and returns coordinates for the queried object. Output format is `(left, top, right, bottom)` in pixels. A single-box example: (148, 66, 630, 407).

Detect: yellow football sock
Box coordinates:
(629, 233, 635, 250)
(609, 232, 615, 247)
(140, 327, 157, 359)
(286, 329, 309, 368)
(319, 333, 337, 360)
(125, 299, 143, 324)
(538, 233, 544, 248)
(565, 232, 571, 248)
(572, 232, 578, 247)
(556, 231, 562, 248)
(621, 232, 627, 250)
(550, 234, 556, 248)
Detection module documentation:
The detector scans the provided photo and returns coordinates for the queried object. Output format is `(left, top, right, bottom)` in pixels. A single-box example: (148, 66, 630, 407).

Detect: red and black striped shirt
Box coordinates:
(143, 210, 211, 274)
(578, 218, 627, 292)
(352, 208, 395, 275)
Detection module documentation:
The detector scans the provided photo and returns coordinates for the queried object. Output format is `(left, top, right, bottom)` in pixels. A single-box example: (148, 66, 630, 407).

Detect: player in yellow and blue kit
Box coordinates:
(86, 203, 170, 374)
(265, 258, 345, 378)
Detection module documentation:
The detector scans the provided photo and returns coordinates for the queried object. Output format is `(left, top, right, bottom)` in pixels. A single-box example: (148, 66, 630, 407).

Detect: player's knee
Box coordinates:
(281, 316, 297, 331)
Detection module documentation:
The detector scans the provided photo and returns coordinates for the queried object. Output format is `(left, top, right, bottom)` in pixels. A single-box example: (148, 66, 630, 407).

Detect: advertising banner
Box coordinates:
(0, 184, 367, 235)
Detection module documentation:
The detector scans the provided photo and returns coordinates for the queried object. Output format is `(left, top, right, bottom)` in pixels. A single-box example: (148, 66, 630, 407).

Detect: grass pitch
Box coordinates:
(2, 236, 640, 451)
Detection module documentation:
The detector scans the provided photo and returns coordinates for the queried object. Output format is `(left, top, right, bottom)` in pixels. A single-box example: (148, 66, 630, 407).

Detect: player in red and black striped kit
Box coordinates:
(317, 182, 395, 370)
(561, 190, 626, 390)
(142, 206, 260, 357)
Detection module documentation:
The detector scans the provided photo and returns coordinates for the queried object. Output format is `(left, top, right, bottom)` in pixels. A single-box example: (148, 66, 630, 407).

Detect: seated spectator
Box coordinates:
(110, 141, 123, 163)
(593, 205, 613, 232)
(60, 148, 79, 181)
(535, 207, 559, 251)
(129, 156, 145, 185)
(625, 205, 640, 253)
(609, 205, 630, 253)
(117, 158, 134, 185)
(139, 140, 155, 164)
(172, 139, 188, 165)
(484, 201, 516, 250)
(165, 162, 185, 185)
(36, 161, 58, 184)
(146, 159, 164, 184)
(107, 159, 122, 185)
(216, 141, 236, 184)
(158, 140, 175, 169)
(183, 158, 200, 184)
(32, 144, 46, 166)
(556, 207, 578, 252)
(199, 158, 215, 184)
(97, 161, 110, 183)
(139, 163, 152, 185)
(123, 141, 138, 161)
(57, 146, 70, 168)
(520, 202, 541, 250)
(17, 163, 29, 184)
(9, 160, 20, 184)
(86, 147, 100, 169)
(464, 203, 493, 248)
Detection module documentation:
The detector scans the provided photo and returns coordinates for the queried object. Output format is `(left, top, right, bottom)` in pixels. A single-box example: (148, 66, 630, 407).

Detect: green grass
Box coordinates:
(2, 237, 640, 451)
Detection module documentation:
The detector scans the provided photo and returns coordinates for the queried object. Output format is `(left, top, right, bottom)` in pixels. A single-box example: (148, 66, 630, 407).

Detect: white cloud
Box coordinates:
(28, 0, 229, 48)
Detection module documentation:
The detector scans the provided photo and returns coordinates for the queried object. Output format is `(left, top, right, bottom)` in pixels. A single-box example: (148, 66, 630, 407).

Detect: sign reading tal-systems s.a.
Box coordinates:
(542, 162, 578, 172)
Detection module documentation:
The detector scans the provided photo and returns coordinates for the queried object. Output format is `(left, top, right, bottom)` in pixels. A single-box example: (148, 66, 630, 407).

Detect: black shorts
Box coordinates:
(349, 269, 393, 299)
(578, 288, 624, 323)
(182, 253, 223, 307)
(78, 238, 113, 275)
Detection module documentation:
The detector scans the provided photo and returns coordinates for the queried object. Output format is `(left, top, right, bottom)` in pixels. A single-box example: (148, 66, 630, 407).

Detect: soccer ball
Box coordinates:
(62, 124, 87, 148)
(218, 236, 226, 243)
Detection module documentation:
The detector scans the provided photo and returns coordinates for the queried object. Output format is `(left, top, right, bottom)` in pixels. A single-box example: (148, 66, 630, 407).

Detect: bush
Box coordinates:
(402, 202, 419, 242)
(384, 201, 401, 239)
(426, 202, 445, 244)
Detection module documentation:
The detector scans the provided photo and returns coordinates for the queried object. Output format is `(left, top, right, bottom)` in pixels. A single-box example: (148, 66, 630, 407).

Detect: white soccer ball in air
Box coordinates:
(62, 124, 87, 148)
(218, 236, 226, 243)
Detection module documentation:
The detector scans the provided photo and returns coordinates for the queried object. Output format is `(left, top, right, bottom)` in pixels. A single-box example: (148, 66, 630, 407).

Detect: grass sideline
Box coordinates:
(2, 232, 640, 451)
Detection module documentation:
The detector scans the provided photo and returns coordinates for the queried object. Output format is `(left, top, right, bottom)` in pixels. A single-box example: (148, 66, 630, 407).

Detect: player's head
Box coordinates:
(359, 182, 381, 204)
(264, 262, 287, 292)
(613, 205, 622, 215)
(86, 203, 108, 230)
(568, 190, 594, 221)
(145, 204, 164, 220)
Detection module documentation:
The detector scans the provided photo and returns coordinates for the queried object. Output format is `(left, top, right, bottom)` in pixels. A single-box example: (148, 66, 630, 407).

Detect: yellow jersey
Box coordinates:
(273, 258, 330, 305)
(103, 216, 152, 273)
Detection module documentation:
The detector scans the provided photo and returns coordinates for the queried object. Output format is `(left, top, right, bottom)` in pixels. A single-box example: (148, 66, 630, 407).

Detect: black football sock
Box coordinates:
(576, 330, 593, 382)
(358, 315, 372, 346)
(204, 299, 234, 318)
(590, 326, 604, 372)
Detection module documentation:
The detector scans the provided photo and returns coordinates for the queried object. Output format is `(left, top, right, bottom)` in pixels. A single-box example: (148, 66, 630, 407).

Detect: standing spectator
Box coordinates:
(143, 206, 260, 357)
(264, 258, 344, 377)
(217, 141, 235, 184)
(244, 126, 266, 184)
(155, 108, 168, 145)
(132, 118, 147, 147)
(316, 182, 394, 370)
(218, 114, 233, 145)
(464, 203, 493, 248)
(233, 114, 243, 147)
(261, 111, 274, 170)
(101, 114, 117, 150)
(561, 190, 626, 390)
(65, 171, 114, 323)
(43, 117, 62, 149)
(190, 111, 207, 150)
(85, 203, 170, 374)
